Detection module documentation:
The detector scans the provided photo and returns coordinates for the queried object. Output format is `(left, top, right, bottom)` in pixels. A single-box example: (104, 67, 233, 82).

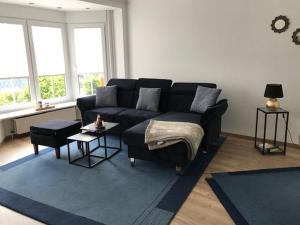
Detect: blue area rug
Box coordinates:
(207, 167, 300, 225)
(0, 136, 224, 225)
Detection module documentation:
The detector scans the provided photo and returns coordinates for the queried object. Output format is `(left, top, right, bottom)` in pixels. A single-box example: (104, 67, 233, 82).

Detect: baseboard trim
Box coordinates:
(222, 132, 300, 149)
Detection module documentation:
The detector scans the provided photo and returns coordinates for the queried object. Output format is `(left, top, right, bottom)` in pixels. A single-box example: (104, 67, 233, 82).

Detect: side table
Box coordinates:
(254, 107, 289, 155)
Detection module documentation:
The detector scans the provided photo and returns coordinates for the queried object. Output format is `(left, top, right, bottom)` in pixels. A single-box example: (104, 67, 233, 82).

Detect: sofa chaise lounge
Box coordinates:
(77, 78, 228, 172)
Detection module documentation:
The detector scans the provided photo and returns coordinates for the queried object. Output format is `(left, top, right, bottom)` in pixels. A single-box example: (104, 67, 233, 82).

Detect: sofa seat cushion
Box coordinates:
(30, 120, 81, 137)
(123, 112, 203, 148)
(84, 107, 127, 123)
(116, 109, 160, 128)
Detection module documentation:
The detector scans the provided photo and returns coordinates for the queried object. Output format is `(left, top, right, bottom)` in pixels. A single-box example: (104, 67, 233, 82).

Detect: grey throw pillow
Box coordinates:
(95, 85, 118, 107)
(190, 86, 221, 113)
(136, 88, 161, 112)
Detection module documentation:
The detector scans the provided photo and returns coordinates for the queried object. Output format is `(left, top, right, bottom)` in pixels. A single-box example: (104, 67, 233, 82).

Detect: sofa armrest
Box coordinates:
(201, 99, 228, 150)
(76, 95, 96, 123)
(205, 99, 228, 118)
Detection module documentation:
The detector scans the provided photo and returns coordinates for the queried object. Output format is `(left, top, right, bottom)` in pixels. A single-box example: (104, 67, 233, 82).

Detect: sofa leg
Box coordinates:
(55, 148, 61, 159)
(33, 144, 39, 155)
(130, 158, 135, 167)
(176, 166, 183, 176)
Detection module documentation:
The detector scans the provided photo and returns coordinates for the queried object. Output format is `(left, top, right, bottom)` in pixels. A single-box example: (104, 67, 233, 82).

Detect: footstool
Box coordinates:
(30, 120, 81, 159)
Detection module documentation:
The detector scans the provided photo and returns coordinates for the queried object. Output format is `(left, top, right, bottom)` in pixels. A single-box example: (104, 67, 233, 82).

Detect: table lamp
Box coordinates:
(264, 84, 283, 109)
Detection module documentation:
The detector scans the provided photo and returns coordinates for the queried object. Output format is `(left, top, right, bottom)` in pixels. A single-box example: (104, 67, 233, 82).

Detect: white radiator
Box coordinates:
(14, 107, 77, 134)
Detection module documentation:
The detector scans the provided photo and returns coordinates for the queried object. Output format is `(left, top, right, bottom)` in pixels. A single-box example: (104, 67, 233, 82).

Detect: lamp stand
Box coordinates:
(266, 98, 280, 109)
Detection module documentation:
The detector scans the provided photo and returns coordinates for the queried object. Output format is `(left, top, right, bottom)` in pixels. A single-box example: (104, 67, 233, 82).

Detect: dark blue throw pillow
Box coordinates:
(96, 85, 118, 107)
(190, 86, 221, 113)
(136, 88, 161, 112)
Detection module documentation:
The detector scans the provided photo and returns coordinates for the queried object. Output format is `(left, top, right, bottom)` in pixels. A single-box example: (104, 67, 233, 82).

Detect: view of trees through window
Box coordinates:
(0, 74, 67, 105)
(39, 75, 66, 100)
(79, 73, 105, 95)
(0, 78, 30, 106)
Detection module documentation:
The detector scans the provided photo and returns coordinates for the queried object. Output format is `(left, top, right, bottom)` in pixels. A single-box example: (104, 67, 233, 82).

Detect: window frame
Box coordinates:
(0, 17, 37, 113)
(27, 20, 72, 103)
(68, 23, 108, 98)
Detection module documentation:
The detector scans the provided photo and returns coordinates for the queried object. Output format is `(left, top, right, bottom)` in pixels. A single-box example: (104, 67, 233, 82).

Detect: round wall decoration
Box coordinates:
(271, 15, 290, 33)
(292, 29, 300, 45)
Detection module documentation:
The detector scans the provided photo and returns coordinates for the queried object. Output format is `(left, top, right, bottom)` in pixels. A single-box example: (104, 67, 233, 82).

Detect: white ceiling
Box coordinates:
(0, 0, 111, 11)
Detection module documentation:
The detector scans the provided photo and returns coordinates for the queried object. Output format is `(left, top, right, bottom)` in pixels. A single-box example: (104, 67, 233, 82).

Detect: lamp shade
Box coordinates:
(264, 84, 283, 98)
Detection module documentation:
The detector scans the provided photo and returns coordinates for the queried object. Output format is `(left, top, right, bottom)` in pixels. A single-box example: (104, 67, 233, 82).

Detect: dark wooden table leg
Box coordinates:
(55, 148, 61, 159)
(33, 144, 39, 155)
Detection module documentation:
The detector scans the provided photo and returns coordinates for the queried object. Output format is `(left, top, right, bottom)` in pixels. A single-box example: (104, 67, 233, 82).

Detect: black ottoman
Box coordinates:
(30, 120, 81, 159)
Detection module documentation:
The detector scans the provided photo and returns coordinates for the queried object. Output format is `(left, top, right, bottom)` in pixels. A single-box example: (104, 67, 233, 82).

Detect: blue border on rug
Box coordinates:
(206, 178, 249, 225)
(0, 137, 225, 225)
(157, 137, 225, 213)
(207, 167, 300, 225)
(0, 187, 103, 225)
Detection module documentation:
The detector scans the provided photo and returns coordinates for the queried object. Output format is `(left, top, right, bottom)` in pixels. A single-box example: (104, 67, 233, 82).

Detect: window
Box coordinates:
(0, 18, 111, 112)
(73, 27, 106, 96)
(31, 25, 67, 100)
(0, 22, 31, 107)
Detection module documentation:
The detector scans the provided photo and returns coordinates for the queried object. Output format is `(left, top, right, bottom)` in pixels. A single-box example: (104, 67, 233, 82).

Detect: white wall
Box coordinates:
(113, 8, 127, 78)
(127, 0, 300, 143)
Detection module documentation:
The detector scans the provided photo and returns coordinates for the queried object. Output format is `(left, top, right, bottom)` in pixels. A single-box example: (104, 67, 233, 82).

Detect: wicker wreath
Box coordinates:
(271, 15, 290, 33)
(292, 29, 300, 45)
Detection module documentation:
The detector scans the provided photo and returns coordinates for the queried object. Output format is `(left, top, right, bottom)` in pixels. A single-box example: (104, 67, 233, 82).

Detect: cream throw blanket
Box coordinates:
(145, 120, 204, 160)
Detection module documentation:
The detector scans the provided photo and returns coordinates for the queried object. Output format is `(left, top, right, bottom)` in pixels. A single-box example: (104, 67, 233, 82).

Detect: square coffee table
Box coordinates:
(67, 122, 121, 168)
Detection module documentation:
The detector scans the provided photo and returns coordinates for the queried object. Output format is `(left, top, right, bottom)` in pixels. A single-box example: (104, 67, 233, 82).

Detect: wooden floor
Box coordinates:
(0, 136, 299, 225)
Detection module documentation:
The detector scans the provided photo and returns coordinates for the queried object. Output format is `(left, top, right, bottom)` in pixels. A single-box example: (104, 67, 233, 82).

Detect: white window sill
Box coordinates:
(0, 101, 77, 120)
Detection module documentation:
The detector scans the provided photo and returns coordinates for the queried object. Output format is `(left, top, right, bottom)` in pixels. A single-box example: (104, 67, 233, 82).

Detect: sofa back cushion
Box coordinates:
(168, 83, 217, 112)
(107, 79, 137, 108)
(133, 78, 172, 112)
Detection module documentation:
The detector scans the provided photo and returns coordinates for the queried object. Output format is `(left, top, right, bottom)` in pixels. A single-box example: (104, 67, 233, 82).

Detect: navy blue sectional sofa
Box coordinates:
(77, 78, 228, 171)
